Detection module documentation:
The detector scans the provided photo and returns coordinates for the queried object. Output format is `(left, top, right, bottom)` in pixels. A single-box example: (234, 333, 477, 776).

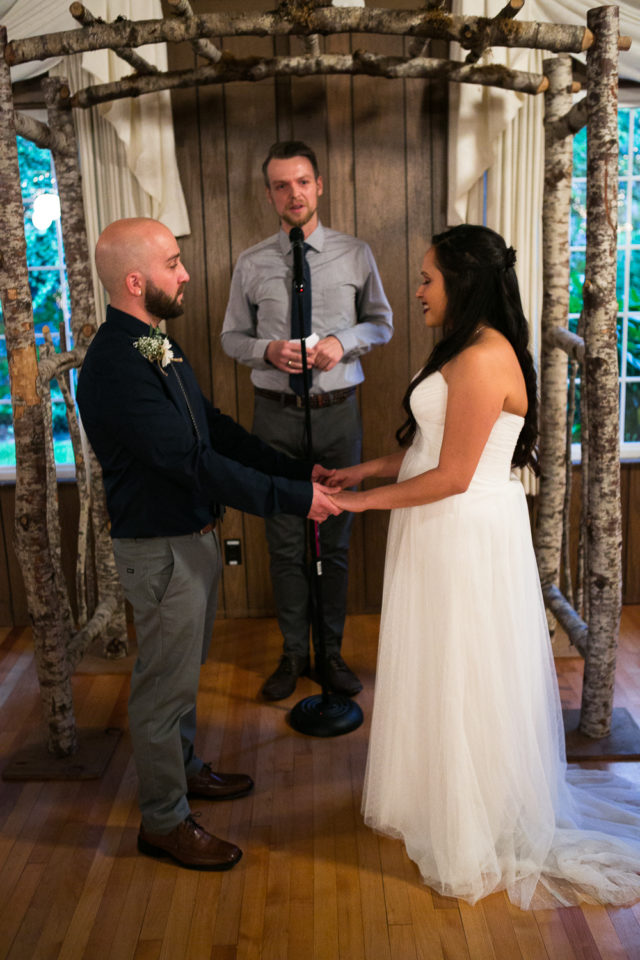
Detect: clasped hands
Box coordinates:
(308, 463, 366, 522)
(265, 335, 344, 373)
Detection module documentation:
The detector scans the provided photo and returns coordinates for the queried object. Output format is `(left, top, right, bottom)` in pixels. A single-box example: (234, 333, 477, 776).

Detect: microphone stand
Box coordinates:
(287, 232, 363, 738)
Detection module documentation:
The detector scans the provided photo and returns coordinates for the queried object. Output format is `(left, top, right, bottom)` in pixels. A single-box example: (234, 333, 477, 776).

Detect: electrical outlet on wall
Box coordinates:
(224, 539, 242, 565)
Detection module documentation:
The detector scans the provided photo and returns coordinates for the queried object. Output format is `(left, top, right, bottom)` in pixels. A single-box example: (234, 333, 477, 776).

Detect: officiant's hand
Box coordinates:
(308, 483, 343, 521)
(309, 335, 344, 371)
(264, 339, 313, 373)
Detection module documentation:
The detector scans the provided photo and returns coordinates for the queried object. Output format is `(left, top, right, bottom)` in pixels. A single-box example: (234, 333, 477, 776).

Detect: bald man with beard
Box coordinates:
(77, 217, 339, 871)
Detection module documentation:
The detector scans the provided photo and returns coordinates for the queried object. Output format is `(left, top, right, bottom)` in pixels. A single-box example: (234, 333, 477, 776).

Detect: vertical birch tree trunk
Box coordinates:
(577, 310, 589, 621)
(0, 29, 77, 757)
(580, 4, 622, 739)
(535, 55, 573, 615)
(42, 77, 128, 659)
(38, 330, 74, 637)
(562, 357, 579, 608)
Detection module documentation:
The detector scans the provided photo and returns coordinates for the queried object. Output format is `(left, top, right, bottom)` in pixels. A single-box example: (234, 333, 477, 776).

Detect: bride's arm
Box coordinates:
(331, 347, 507, 512)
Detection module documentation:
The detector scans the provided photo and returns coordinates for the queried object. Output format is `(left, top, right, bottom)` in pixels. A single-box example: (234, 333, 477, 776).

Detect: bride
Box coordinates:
(329, 224, 640, 909)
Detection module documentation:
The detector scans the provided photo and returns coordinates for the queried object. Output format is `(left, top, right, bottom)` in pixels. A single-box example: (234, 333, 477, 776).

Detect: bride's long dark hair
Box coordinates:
(396, 224, 539, 473)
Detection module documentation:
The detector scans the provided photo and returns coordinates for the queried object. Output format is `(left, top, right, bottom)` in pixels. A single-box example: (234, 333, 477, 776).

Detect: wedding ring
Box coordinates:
(287, 359, 293, 367)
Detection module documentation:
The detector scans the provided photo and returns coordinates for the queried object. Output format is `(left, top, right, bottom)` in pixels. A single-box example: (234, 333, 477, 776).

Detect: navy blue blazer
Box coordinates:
(77, 306, 313, 538)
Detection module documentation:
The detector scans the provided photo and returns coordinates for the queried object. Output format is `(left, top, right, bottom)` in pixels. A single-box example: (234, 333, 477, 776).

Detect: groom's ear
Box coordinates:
(126, 271, 144, 297)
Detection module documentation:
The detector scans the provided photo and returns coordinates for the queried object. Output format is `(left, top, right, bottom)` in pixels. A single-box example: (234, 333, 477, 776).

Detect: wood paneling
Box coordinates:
(562, 462, 640, 607)
(353, 27, 410, 609)
(622, 463, 640, 604)
(0, 489, 15, 625)
(0, 481, 79, 626)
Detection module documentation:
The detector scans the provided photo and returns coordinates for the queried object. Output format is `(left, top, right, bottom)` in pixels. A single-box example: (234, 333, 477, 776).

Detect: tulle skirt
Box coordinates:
(362, 475, 640, 909)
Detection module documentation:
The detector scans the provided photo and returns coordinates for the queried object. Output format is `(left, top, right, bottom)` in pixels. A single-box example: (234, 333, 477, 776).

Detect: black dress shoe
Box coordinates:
(262, 654, 310, 700)
(324, 654, 363, 696)
(187, 763, 254, 800)
(138, 814, 242, 871)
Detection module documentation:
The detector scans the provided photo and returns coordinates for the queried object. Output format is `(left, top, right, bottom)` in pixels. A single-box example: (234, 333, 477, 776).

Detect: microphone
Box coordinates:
(289, 226, 305, 289)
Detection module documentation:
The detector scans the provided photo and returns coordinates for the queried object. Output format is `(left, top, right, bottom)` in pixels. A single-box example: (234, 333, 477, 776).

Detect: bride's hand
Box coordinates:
(324, 464, 367, 489)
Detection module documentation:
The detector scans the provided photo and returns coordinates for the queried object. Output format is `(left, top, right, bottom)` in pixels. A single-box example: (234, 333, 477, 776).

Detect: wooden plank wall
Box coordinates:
(160, 0, 448, 618)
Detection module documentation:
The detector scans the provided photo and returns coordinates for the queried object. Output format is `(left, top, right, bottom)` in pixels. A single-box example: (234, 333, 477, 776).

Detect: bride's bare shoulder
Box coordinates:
(442, 329, 517, 382)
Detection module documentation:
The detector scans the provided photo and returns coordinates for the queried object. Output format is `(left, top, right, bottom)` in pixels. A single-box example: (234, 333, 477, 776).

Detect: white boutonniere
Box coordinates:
(133, 326, 182, 375)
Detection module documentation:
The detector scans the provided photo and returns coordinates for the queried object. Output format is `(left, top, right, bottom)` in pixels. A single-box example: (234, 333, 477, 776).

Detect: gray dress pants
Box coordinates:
(113, 530, 221, 833)
(253, 392, 361, 661)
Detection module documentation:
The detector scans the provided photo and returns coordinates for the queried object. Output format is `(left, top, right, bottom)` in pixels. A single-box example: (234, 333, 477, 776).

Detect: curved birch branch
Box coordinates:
(166, 0, 223, 63)
(13, 111, 56, 150)
(546, 96, 588, 143)
(70, 2, 158, 74)
(465, 0, 524, 65)
(550, 325, 585, 362)
(14, 103, 76, 158)
(35, 346, 86, 383)
(4, 11, 595, 65)
(542, 583, 588, 658)
(70, 53, 548, 107)
(67, 594, 124, 671)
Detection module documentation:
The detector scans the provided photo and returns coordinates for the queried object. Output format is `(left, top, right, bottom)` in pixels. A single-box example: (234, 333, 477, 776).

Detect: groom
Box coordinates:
(77, 217, 339, 871)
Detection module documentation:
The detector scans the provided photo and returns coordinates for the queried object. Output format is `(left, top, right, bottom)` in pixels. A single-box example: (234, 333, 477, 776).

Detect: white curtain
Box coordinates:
(0, 0, 76, 81)
(50, 56, 186, 327)
(449, 0, 640, 227)
(77, 1, 190, 238)
(2, 0, 190, 289)
(449, 0, 640, 285)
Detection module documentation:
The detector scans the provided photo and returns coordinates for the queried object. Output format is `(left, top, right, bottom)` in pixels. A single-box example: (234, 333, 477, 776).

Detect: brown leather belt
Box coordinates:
(254, 386, 356, 409)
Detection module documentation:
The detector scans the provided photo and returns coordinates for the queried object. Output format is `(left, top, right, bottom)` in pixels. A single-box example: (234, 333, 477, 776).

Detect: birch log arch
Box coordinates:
(0, 0, 633, 771)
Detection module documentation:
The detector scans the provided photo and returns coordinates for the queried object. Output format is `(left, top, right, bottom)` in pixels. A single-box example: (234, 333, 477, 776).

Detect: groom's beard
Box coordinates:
(144, 281, 185, 320)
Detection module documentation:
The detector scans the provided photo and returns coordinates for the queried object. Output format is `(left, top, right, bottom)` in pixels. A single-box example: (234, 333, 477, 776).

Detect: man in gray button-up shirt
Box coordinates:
(222, 140, 393, 701)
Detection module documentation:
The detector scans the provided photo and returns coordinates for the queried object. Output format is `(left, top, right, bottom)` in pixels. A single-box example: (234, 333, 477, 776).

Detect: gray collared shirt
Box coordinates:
(221, 223, 393, 394)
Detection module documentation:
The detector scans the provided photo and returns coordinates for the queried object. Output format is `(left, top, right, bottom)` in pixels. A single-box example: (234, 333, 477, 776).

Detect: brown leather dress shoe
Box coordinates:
(262, 654, 310, 700)
(138, 814, 242, 871)
(187, 763, 254, 800)
(324, 653, 363, 696)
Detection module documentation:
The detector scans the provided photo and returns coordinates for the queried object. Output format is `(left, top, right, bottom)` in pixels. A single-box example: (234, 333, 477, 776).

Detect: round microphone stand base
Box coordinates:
(288, 693, 363, 737)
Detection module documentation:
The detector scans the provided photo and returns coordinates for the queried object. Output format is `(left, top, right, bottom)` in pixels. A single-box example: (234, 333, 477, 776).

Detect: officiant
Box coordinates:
(221, 140, 393, 701)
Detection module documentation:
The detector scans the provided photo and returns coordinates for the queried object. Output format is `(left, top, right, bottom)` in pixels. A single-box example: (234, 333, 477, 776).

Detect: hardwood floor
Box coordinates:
(0, 609, 639, 960)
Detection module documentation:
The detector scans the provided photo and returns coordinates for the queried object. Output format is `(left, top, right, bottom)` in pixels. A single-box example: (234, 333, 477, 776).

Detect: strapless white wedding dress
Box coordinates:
(362, 371, 640, 908)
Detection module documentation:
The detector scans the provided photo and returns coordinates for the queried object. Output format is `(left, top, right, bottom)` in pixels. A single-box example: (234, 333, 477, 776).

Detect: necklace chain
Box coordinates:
(172, 365, 200, 441)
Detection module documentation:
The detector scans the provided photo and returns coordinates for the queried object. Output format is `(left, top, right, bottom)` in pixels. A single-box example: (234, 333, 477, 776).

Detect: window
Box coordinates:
(0, 134, 75, 478)
(569, 106, 640, 458)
